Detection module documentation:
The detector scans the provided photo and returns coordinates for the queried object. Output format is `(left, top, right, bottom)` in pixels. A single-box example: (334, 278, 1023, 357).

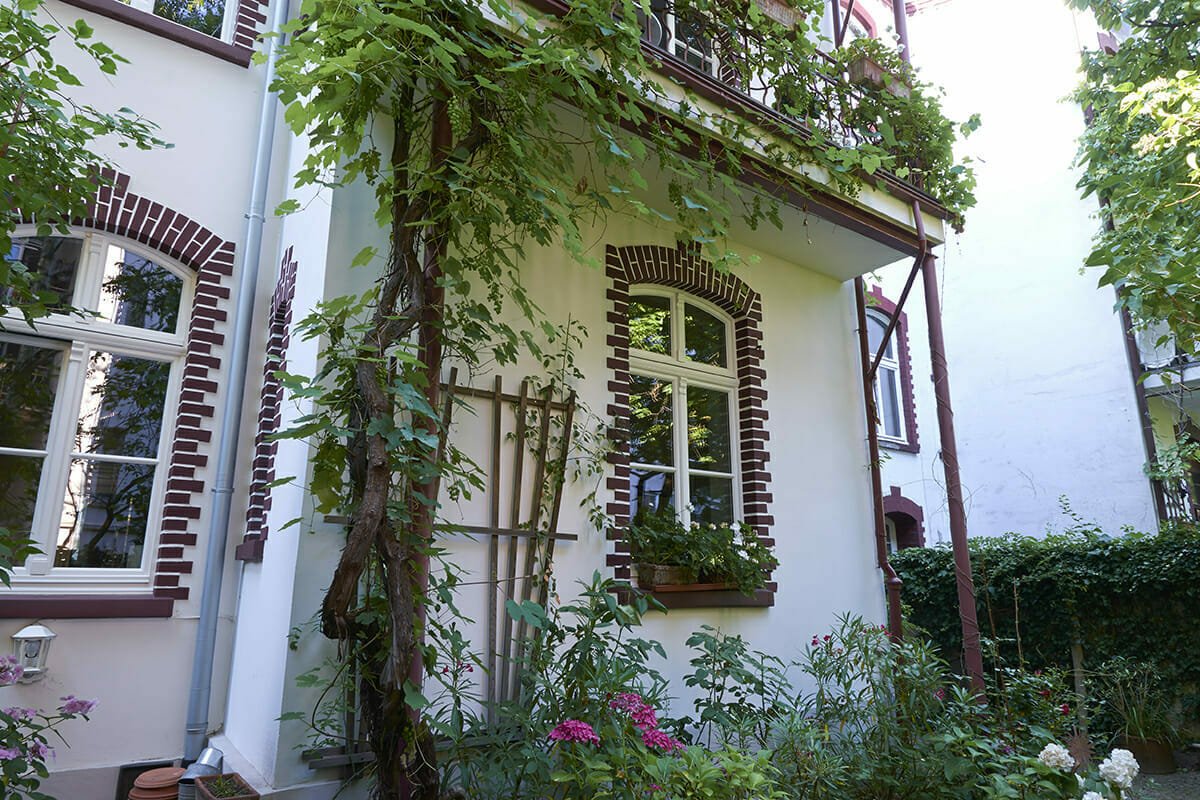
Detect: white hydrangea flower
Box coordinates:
(1099, 748, 1139, 790)
(1037, 742, 1076, 771)
(1082, 792, 1104, 800)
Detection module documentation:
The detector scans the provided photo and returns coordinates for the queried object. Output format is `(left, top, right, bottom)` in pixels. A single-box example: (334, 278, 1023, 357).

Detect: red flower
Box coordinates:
(1060, 704, 1071, 715)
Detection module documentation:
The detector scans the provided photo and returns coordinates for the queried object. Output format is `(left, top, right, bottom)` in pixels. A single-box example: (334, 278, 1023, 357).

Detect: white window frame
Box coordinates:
(867, 309, 906, 446)
(1, 229, 191, 592)
(627, 287, 741, 526)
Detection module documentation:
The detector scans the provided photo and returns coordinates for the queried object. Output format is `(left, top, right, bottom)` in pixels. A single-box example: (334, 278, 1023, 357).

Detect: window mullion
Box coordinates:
(675, 375, 689, 525)
(25, 341, 88, 574)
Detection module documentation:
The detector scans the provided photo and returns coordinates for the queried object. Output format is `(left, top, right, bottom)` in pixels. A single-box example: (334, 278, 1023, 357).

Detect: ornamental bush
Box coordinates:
(891, 516, 1200, 737)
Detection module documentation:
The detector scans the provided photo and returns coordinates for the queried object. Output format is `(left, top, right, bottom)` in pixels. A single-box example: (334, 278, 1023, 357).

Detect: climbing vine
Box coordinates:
(269, 0, 975, 795)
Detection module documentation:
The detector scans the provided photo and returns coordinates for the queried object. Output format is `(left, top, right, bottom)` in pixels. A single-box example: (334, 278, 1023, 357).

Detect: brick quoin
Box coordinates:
(236, 247, 298, 562)
(605, 243, 774, 585)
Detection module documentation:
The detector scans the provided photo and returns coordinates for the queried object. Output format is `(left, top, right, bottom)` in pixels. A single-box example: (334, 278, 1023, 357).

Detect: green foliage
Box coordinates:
(1070, 0, 1200, 351)
(0, 0, 166, 323)
(629, 512, 777, 595)
(1092, 655, 1178, 743)
(892, 515, 1200, 738)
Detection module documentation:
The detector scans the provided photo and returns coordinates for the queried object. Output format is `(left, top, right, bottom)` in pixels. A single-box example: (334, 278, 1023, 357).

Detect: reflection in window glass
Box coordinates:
(5, 237, 83, 309)
(687, 386, 731, 472)
(630, 468, 676, 520)
(56, 459, 153, 569)
(880, 368, 902, 439)
(866, 314, 893, 359)
(629, 374, 673, 466)
(684, 303, 727, 367)
(152, 0, 225, 37)
(629, 295, 671, 355)
(76, 352, 169, 459)
(0, 455, 44, 538)
(98, 245, 183, 333)
(689, 475, 734, 525)
(0, 340, 63, 450)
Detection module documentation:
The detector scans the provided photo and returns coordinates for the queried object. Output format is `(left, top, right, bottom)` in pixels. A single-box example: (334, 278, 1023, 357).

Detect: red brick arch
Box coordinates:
(603, 243, 774, 589)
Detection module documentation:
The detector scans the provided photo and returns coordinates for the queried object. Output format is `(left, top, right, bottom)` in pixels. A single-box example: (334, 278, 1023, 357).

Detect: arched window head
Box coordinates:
(0, 231, 190, 581)
(626, 288, 738, 526)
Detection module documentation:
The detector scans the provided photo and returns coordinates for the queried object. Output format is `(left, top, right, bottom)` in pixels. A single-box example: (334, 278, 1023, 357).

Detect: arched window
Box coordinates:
(0, 232, 190, 580)
(866, 309, 906, 444)
(840, 0, 877, 40)
(626, 288, 739, 525)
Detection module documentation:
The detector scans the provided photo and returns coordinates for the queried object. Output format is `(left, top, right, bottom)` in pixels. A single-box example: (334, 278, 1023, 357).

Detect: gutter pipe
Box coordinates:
(183, 0, 290, 761)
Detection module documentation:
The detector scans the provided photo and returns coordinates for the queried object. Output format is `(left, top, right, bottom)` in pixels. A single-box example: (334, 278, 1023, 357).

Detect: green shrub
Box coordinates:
(892, 516, 1200, 739)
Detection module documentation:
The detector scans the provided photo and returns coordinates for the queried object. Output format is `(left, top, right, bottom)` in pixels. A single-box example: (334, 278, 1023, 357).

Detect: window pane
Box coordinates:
(56, 459, 153, 569)
(867, 314, 894, 359)
(689, 475, 734, 525)
(0, 340, 63, 450)
(880, 367, 902, 438)
(630, 468, 676, 520)
(629, 295, 671, 355)
(98, 245, 183, 333)
(5, 237, 83, 309)
(76, 352, 170, 459)
(684, 303, 727, 367)
(629, 374, 673, 466)
(152, 0, 225, 37)
(687, 386, 732, 472)
(0, 455, 44, 537)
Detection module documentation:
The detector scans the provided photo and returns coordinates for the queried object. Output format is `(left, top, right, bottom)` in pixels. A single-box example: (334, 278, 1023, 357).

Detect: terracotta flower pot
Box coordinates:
(195, 774, 260, 800)
(753, 0, 802, 28)
(635, 563, 696, 589)
(1120, 735, 1177, 775)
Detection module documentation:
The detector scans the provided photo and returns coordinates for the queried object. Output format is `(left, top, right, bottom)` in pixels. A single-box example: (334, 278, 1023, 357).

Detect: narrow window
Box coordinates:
(866, 310, 905, 443)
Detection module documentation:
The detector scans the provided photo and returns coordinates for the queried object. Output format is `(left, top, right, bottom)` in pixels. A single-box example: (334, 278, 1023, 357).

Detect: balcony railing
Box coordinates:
(633, 0, 903, 159)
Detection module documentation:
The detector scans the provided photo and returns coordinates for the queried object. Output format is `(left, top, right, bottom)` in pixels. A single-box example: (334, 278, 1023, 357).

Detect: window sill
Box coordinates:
(618, 587, 774, 609)
(0, 594, 174, 619)
(879, 437, 918, 455)
(57, 0, 253, 67)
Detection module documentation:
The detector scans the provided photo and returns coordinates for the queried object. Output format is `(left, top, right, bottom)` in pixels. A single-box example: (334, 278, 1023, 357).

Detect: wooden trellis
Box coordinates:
(304, 374, 578, 769)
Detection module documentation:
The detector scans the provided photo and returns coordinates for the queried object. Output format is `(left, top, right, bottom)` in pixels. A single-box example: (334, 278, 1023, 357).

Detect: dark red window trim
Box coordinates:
(868, 285, 919, 454)
(56, 0, 268, 68)
(841, 0, 877, 38)
(0, 595, 173, 619)
(604, 243, 776, 608)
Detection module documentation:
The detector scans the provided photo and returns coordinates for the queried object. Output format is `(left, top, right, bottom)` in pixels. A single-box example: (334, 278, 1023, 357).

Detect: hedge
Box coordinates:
(891, 520, 1200, 717)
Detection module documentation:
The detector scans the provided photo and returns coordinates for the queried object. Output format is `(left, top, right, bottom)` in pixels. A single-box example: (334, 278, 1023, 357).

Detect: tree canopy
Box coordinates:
(1071, 0, 1200, 352)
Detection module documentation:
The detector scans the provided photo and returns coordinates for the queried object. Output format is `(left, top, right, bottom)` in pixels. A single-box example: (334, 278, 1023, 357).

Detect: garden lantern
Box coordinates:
(11, 624, 56, 683)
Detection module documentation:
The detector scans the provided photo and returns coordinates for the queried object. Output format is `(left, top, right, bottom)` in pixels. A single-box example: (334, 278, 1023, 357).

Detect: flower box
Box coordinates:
(848, 55, 910, 98)
(635, 563, 696, 590)
(647, 581, 736, 593)
(753, 0, 802, 28)
(195, 773, 260, 800)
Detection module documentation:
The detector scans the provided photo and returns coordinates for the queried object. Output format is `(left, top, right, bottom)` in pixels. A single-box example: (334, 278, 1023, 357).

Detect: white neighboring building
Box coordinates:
(875, 0, 1163, 541)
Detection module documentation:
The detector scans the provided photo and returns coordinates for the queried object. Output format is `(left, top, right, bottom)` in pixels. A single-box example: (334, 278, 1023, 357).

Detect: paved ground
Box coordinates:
(1134, 770, 1200, 799)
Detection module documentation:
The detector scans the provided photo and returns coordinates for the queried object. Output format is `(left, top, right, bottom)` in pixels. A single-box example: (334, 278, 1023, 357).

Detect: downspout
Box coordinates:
(855, 275, 906, 641)
(183, 0, 290, 761)
(1117, 304, 1167, 524)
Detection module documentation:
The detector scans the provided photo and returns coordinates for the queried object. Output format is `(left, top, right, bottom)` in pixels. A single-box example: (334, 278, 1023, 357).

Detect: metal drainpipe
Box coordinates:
(854, 276, 906, 640)
(183, 0, 290, 761)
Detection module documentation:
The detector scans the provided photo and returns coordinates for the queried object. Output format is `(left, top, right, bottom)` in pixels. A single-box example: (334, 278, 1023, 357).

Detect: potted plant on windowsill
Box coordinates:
(842, 38, 911, 98)
(195, 773, 260, 800)
(629, 510, 777, 596)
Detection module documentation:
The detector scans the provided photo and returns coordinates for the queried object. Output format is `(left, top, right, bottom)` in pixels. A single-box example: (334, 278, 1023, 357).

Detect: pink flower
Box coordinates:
(641, 728, 684, 753)
(0, 657, 24, 687)
(934, 688, 946, 701)
(1060, 703, 1071, 716)
(3, 707, 35, 721)
(548, 719, 600, 746)
(611, 693, 658, 730)
(0, 747, 22, 761)
(58, 696, 97, 716)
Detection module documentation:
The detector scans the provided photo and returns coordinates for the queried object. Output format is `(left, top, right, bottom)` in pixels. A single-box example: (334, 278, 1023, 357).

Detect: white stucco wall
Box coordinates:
(1, 0, 281, 788)
(886, 0, 1157, 537)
